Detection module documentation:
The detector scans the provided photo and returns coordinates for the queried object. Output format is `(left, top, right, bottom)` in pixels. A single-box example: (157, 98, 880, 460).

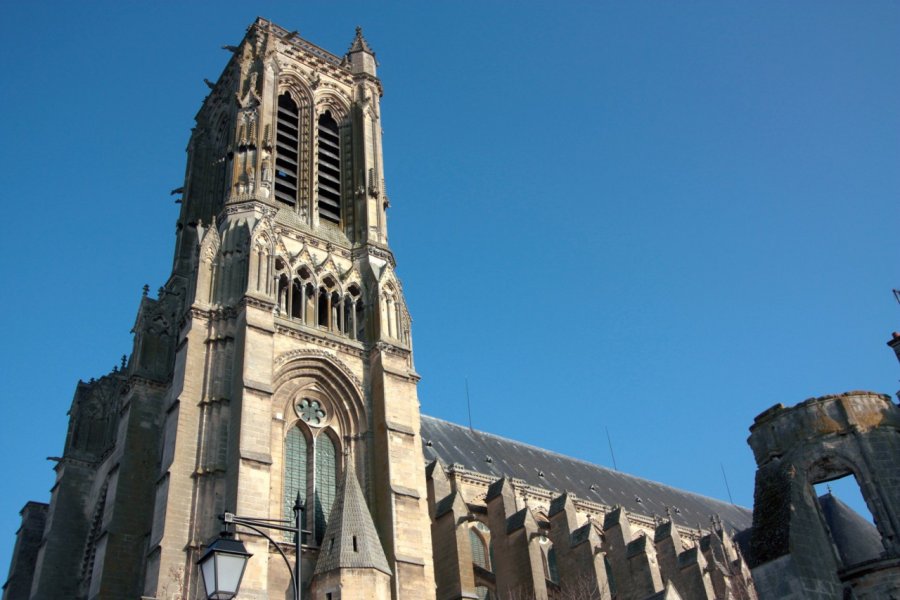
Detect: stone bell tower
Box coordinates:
(143, 19, 435, 599)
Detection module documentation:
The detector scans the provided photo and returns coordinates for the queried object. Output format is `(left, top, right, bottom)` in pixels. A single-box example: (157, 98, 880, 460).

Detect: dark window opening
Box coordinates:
(291, 280, 303, 320)
(352, 535, 358, 552)
(318, 288, 329, 328)
(355, 299, 365, 341)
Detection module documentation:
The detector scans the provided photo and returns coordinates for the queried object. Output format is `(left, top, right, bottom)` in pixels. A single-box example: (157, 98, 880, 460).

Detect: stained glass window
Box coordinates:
(475, 586, 492, 600)
(470, 529, 488, 569)
(547, 547, 559, 583)
(284, 427, 308, 524)
(315, 433, 337, 543)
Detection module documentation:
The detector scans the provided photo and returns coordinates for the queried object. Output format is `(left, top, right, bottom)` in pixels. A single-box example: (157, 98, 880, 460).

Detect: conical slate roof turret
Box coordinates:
(313, 458, 391, 576)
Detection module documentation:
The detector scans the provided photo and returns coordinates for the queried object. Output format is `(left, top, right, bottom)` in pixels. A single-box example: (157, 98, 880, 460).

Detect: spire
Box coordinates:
(313, 459, 391, 576)
(347, 26, 374, 55)
(346, 26, 377, 77)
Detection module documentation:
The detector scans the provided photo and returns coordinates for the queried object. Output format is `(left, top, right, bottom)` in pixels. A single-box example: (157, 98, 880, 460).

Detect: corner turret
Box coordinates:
(347, 26, 377, 77)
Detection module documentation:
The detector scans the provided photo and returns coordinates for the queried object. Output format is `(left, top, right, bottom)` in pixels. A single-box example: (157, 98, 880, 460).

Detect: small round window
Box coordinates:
(295, 398, 326, 427)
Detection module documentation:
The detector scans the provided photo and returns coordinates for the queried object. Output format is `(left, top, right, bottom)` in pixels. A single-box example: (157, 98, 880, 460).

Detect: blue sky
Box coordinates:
(1, 1, 898, 573)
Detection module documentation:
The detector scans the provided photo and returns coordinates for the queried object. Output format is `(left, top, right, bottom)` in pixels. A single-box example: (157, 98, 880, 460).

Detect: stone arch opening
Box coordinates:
(807, 458, 886, 569)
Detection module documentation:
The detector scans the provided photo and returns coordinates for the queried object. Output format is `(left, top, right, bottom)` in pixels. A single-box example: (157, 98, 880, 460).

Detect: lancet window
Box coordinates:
(283, 416, 340, 545)
(380, 284, 407, 342)
(470, 527, 489, 570)
(540, 539, 559, 584)
(317, 111, 342, 223)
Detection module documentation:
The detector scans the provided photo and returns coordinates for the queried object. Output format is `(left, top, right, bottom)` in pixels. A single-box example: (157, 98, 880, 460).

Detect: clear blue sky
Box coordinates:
(1, 1, 898, 573)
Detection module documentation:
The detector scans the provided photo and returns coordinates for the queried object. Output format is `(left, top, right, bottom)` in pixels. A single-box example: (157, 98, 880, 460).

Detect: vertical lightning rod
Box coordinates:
(606, 426, 618, 471)
(465, 378, 474, 433)
(721, 463, 735, 505)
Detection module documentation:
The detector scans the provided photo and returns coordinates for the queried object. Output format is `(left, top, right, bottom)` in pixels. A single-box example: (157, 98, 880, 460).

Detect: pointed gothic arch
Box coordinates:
(273, 351, 366, 450)
(273, 78, 314, 212)
(274, 352, 362, 549)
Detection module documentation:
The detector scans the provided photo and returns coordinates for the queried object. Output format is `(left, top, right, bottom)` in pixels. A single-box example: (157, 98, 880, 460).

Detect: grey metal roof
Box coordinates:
(817, 493, 884, 566)
(313, 462, 392, 576)
(420, 415, 752, 533)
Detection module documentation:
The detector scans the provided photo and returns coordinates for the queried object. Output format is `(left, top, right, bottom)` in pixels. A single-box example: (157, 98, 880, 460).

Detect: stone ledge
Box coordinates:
(394, 553, 426, 566)
(240, 450, 273, 465)
(244, 379, 273, 394)
(386, 420, 416, 436)
(392, 485, 421, 499)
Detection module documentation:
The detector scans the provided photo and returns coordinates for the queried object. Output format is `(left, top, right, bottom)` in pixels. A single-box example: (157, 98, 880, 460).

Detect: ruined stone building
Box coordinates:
(3, 18, 898, 600)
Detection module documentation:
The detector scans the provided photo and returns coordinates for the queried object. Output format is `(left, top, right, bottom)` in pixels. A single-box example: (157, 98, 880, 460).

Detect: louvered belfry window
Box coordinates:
(317, 111, 342, 223)
(314, 433, 338, 543)
(274, 93, 301, 206)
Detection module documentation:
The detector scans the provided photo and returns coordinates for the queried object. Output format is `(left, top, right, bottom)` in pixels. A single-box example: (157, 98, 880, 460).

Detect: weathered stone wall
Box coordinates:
(748, 391, 900, 599)
(2, 503, 47, 600)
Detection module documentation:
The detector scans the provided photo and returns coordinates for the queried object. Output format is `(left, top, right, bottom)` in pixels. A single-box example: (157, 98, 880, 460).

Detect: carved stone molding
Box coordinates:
(274, 322, 365, 358)
(274, 347, 364, 392)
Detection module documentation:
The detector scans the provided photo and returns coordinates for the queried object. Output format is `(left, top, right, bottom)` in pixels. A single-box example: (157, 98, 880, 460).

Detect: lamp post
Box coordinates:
(198, 494, 306, 600)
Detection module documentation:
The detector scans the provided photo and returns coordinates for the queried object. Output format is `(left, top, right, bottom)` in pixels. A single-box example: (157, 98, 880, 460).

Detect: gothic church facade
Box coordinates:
(4, 19, 898, 600)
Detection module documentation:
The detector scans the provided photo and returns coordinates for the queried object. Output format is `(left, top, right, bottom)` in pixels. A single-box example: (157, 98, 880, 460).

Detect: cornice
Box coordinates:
(274, 321, 366, 358)
(373, 340, 411, 359)
(353, 243, 396, 268)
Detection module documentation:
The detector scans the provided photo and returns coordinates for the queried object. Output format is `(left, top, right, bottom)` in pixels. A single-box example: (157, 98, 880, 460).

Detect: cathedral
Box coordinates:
(3, 19, 899, 600)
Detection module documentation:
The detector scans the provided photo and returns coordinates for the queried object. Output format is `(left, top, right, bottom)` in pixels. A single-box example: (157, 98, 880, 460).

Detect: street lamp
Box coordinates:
(197, 532, 251, 600)
(198, 495, 306, 600)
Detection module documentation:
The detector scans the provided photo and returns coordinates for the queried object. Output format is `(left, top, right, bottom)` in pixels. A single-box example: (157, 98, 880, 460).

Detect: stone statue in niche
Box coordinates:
(260, 155, 271, 198)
